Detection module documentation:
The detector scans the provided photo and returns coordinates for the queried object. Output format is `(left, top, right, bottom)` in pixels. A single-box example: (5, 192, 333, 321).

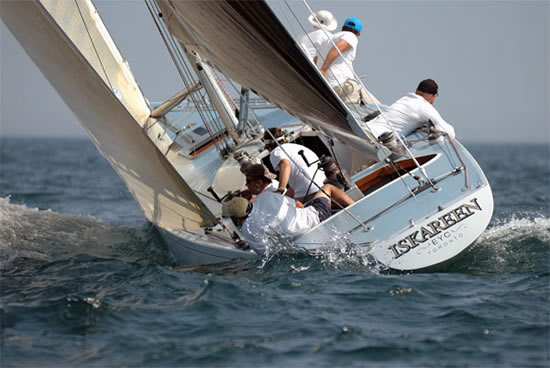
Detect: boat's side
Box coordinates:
(158, 228, 258, 265)
(372, 185, 493, 271)
(295, 132, 494, 271)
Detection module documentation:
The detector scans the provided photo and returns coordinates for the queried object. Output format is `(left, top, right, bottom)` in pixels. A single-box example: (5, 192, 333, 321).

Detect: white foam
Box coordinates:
(480, 215, 550, 243)
(0, 196, 149, 269)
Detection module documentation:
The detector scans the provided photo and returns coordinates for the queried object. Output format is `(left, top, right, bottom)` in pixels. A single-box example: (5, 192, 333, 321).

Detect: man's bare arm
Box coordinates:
(319, 39, 352, 76)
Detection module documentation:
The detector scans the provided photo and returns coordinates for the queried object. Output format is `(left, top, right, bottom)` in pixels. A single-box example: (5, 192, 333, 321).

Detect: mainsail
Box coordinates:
(157, 0, 375, 150)
(1, 0, 217, 230)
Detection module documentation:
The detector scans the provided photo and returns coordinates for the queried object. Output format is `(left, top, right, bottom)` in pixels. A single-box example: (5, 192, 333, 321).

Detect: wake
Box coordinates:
(0, 197, 171, 270)
(444, 214, 550, 274)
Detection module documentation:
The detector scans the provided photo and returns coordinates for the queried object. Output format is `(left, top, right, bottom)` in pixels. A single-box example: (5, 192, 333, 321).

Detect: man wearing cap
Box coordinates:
(299, 10, 338, 68)
(263, 128, 354, 208)
(222, 164, 343, 255)
(244, 163, 294, 199)
(365, 79, 456, 139)
(319, 17, 379, 105)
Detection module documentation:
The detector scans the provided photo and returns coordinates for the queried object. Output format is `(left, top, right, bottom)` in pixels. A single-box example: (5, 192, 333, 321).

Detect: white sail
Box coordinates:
(157, 0, 375, 151)
(1, 0, 217, 230)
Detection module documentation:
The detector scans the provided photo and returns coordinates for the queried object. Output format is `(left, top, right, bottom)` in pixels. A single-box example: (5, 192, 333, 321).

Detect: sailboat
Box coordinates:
(1, 0, 493, 271)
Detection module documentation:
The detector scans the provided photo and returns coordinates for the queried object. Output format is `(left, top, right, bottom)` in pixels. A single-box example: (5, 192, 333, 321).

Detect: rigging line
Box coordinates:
(154, 1, 229, 153)
(274, 0, 300, 40)
(263, 128, 371, 232)
(446, 134, 470, 189)
(147, 0, 226, 154)
(387, 159, 426, 214)
(154, 2, 232, 151)
(148, 0, 195, 96)
(437, 133, 460, 171)
(197, 78, 231, 146)
(159, 5, 239, 152)
(145, 0, 189, 90)
(297, 0, 435, 188)
(198, 88, 229, 152)
(146, 0, 208, 138)
(284, 1, 368, 121)
(75, 0, 113, 90)
(148, 0, 224, 153)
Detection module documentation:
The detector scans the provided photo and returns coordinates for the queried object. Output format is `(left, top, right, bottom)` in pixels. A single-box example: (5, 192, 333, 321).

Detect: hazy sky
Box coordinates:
(1, 0, 548, 143)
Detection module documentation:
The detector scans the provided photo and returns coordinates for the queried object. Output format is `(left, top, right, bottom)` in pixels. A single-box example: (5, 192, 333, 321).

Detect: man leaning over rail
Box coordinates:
(365, 79, 456, 140)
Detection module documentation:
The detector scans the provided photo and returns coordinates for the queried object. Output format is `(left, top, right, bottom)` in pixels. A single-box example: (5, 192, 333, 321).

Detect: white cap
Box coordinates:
(308, 10, 338, 32)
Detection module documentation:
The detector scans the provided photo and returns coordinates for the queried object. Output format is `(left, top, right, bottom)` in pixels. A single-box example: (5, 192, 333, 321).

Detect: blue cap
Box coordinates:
(343, 17, 362, 33)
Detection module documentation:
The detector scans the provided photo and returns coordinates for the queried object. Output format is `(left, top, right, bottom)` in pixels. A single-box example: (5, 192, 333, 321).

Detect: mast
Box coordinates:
(191, 54, 243, 145)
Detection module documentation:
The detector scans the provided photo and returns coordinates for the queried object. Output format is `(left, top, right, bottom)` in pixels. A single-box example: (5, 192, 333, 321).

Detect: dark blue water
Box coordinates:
(1, 137, 549, 367)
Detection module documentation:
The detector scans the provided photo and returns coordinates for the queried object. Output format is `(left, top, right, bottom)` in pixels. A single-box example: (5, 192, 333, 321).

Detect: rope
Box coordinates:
(263, 128, 371, 232)
(146, 0, 230, 154)
(297, 0, 436, 190)
(387, 159, 426, 215)
(284, 1, 367, 122)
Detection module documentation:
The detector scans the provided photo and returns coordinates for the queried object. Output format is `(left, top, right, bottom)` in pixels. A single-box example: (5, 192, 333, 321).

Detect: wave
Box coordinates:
(441, 215, 550, 274)
(255, 214, 550, 275)
(0, 197, 172, 270)
(2, 196, 547, 275)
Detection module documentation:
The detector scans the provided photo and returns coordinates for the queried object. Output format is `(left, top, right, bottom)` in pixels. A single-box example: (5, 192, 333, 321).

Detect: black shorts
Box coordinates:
(305, 197, 331, 222)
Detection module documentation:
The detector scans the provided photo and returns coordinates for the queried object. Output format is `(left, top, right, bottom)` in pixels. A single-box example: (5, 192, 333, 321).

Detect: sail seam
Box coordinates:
(74, 0, 113, 91)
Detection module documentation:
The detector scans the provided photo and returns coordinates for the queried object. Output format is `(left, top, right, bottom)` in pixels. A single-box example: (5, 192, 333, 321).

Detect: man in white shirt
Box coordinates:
(244, 163, 294, 199)
(319, 17, 379, 105)
(365, 79, 456, 139)
(222, 165, 338, 255)
(263, 128, 354, 208)
(299, 10, 337, 68)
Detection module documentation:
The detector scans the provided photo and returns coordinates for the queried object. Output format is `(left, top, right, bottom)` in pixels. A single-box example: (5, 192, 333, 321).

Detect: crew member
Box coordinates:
(365, 79, 456, 139)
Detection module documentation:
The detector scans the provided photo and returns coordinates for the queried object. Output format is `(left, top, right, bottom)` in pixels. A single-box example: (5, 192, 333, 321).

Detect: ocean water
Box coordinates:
(1, 137, 548, 367)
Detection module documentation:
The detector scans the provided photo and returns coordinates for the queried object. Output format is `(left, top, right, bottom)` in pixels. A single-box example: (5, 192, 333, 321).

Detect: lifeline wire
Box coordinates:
(282, 1, 370, 129)
(263, 128, 371, 232)
(298, 0, 437, 189)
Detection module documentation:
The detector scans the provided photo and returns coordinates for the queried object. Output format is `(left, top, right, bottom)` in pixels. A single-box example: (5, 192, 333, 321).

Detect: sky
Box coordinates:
(0, 0, 548, 143)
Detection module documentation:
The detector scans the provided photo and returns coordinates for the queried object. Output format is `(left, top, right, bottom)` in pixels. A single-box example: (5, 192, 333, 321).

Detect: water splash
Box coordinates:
(257, 228, 384, 274)
(444, 214, 550, 273)
(0, 197, 172, 270)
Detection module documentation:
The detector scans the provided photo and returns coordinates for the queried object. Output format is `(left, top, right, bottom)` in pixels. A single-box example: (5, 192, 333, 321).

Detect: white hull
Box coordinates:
(158, 228, 258, 265)
(158, 128, 494, 272)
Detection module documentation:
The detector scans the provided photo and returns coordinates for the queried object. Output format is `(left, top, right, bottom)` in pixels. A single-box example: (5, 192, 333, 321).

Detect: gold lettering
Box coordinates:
(397, 239, 410, 253)
(407, 231, 426, 248)
(453, 207, 470, 221)
(420, 226, 435, 240)
(462, 198, 482, 215)
(390, 244, 401, 258)
(428, 220, 446, 234)
(440, 213, 457, 228)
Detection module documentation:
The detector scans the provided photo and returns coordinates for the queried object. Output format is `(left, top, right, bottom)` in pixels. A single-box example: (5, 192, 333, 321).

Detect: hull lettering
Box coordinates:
(389, 198, 482, 259)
